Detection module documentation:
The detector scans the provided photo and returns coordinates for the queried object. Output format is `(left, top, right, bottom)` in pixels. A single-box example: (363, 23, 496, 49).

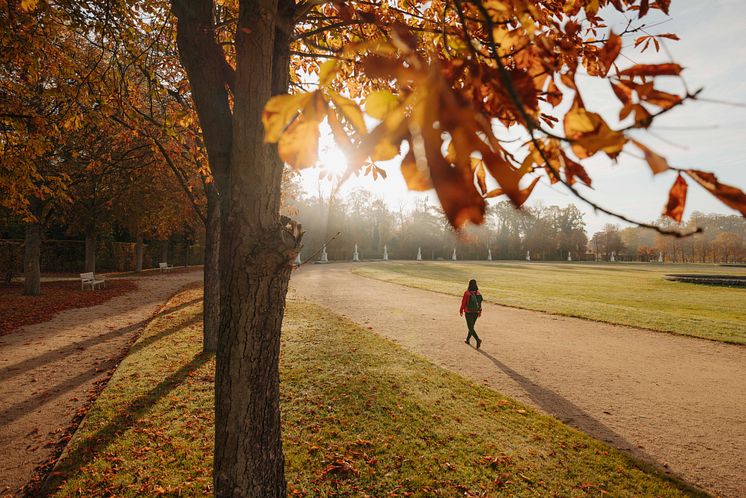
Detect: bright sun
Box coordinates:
(317, 143, 348, 178)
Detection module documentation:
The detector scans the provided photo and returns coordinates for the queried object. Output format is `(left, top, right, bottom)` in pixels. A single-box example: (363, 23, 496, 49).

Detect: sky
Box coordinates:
(297, 0, 746, 234)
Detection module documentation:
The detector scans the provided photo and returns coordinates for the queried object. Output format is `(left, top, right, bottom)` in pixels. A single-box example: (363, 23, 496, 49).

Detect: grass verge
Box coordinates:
(354, 262, 746, 344)
(46, 288, 704, 496)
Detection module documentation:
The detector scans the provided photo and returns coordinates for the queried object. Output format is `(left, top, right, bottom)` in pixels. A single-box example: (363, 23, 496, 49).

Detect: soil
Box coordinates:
(291, 263, 746, 498)
(0, 269, 202, 496)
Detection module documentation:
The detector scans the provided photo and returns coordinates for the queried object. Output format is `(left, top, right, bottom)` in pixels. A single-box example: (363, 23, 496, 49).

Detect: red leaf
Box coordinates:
(639, 0, 650, 17)
(618, 63, 683, 77)
(685, 170, 746, 216)
(664, 174, 687, 222)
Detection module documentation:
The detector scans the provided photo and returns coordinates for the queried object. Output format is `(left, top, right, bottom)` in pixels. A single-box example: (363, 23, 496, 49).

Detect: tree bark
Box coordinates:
(23, 222, 42, 296)
(203, 182, 221, 353)
(174, 0, 298, 495)
(135, 234, 144, 272)
(84, 228, 96, 273)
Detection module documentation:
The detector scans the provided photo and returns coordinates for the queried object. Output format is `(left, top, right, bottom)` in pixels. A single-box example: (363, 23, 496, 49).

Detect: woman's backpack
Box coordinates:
(466, 292, 482, 312)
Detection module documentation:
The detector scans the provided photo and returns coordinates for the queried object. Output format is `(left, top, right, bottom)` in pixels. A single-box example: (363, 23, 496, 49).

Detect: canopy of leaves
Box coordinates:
(262, 0, 745, 232)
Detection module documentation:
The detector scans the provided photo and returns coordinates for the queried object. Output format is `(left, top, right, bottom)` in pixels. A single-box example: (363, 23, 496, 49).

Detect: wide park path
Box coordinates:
(291, 263, 746, 498)
(0, 269, 202, 496)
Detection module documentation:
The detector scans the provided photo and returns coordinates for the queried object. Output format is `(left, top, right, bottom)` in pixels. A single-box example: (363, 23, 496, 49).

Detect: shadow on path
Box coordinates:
(39, 351, 211, 496)
(477, 350, 657, 461)
(0, 307, 201, 383)
(0, 315, 201, 424)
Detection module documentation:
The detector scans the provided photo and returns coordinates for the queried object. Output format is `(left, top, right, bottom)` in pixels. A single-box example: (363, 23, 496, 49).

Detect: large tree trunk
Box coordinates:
(214, 2, 296, 495)
(174, 0, 298, 495)
(23, 222, 42, 296)
(84, 228, 96, 273)
(135, 234, 144, 272)
(203, 183, 220, 352)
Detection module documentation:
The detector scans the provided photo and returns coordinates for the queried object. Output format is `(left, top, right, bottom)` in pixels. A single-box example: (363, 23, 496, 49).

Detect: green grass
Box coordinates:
(354, 262, 746, 344)
(46, 288, 704, 497)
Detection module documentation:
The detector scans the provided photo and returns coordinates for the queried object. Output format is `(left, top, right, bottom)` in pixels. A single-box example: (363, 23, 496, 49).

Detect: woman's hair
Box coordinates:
(468, 279, 478, 292)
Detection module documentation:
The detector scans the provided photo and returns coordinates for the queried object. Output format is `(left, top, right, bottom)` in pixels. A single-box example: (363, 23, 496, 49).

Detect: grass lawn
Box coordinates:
(45, 288, 703, 497)
(354, 262, 746, 344)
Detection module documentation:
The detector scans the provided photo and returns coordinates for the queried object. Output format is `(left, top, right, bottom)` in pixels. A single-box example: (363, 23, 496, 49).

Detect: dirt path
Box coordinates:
(0, 269, 202, 496)
(291, 264, 746, 498)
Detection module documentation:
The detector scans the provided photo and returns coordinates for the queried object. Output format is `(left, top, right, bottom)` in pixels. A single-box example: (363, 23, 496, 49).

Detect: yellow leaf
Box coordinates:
(319, 60, 338, 87)
(328, 90, 367, 135)
(262, 92, 314, 143)
(19, 0, 38, 11)
(278, 118, 319, 169)
(365, 90, 399, 120)
(371, 138, 399, 161)
(564, 105, 595, 135)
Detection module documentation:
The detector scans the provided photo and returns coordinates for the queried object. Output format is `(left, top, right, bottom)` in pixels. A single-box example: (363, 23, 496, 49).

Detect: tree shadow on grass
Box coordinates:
(476, 350, 708, 497)
(39, 351, 212, 496)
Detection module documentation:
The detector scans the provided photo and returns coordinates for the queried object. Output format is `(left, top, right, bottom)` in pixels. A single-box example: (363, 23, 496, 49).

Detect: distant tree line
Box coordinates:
(289, 188, 745, 264)
(288, 189, 589, 261)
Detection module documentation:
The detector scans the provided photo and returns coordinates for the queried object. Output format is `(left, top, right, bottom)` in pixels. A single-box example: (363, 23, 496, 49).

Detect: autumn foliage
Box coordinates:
(262, 0, 746, 232)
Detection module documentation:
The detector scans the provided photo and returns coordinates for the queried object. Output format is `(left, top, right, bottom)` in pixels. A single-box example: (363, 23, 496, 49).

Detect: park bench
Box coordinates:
(159, 262, 174, 273)
(80, 272, 105, 290)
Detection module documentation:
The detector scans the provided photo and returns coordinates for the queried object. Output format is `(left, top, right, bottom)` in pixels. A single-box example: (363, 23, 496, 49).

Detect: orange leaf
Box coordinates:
(685, 170, 746, 216)
(400, 149, 431, 191)
(483, 188, 504, 199)
(618, 63, 683, 77)
(632, 140, 669, 175)
(663, 174, 687, 222)
(597, 34, 622, 76)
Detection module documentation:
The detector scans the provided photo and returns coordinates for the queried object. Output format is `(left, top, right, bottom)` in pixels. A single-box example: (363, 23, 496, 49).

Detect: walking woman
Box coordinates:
(460, 279, 483, 349)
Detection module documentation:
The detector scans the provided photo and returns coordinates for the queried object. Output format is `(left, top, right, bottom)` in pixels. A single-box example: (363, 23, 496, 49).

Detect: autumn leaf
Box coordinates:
(400, 149, 432, 191)
(483, 187, 504, 199)
(618, 63, 683, 77)
(262, 93, 314, 143)
(19, 0, 38, 11)
(664, 174, 688, 222)
(365, 90, 399, 120)
(278, 118, 320, 169)
(564, 100, 626, 159)
(596, 34, 622, 77)
(319, 60, 338, 87)
(632, 140, 669, 175)
(328, 90, 367, 135)
(686, 170, 746, 216)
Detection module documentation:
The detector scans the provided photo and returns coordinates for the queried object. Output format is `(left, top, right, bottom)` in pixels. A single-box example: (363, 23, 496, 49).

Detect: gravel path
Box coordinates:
(0, 269, 202, 496)
(291, 263, 746, 497)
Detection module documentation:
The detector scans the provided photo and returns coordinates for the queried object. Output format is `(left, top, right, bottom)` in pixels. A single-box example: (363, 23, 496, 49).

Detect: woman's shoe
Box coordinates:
(476, 339, 482, 350)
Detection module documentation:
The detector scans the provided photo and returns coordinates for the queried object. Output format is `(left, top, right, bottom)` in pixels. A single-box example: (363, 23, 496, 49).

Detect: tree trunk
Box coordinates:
(174, 0, 299, 495)
(84, 229, 96, 273)
(203, 183, 221, 353)
(23, 222, 42, 296)
(135, 234, 144, 272)
(160, 241, 168, 264)
(216, 2, 295, 496)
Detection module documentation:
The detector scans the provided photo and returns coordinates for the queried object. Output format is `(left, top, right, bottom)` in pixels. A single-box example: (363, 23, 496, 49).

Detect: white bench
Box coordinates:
(80, 272, 105, 290)
(159, 262, 174, 273)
